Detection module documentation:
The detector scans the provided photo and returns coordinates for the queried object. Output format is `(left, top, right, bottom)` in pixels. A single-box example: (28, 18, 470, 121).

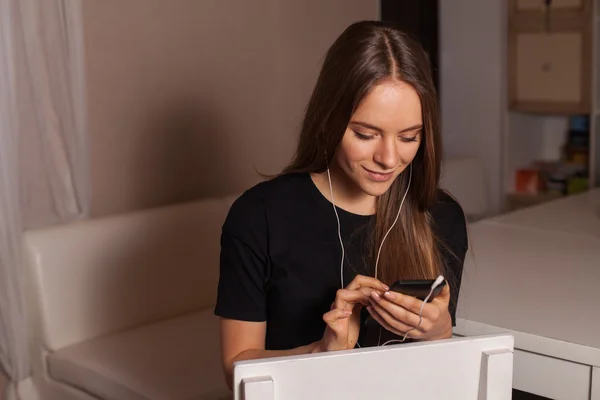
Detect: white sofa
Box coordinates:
(18, 195, 239, 400)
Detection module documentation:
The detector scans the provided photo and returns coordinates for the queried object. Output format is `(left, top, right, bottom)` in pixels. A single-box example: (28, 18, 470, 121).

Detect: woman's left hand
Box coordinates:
(366, 284, 452, 341)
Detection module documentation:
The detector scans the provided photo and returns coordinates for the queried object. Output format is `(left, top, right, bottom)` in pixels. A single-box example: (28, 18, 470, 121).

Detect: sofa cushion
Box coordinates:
(23, 197, 233, 351)
(47, 310, 231, 400)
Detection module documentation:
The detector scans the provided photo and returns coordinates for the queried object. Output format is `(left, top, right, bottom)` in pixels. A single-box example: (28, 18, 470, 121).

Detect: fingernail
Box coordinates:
(384, 291, 396, 300)
(366, 306, 372, 313)
(371, 292, 381, 302)
(344, 310, 352, 316)
(382, 283, 390, 291)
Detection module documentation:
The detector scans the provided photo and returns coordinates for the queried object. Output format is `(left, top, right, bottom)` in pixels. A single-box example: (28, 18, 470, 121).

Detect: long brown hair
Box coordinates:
(283, 21, 443, 285)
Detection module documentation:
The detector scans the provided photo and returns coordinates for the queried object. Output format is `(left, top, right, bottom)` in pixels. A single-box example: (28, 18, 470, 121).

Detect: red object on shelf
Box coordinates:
(515, 169, 543, 194)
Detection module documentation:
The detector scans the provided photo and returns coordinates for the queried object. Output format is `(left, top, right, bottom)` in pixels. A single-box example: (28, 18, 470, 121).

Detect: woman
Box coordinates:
(214, 20, 468, 388)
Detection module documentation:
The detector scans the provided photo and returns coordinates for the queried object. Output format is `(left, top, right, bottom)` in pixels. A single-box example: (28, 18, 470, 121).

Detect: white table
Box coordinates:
(453, 190, 600, 400)
(491, 189, 600, 239)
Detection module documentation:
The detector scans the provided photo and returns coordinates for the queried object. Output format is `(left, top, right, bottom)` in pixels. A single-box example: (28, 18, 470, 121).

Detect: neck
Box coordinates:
(311, 166, 375, 216)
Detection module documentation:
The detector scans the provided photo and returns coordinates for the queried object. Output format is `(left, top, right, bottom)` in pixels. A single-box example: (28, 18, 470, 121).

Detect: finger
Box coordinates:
(333, 288, 373, 309)
(431, 283, 451, 306)
(375, 297, 436, 334)
(371, 293, 423, 328)
(366, 306, 401, 335)
(323, 308, 352, 325)
(366, 306, 422, 339)
(346, 274, 389, 292)
(382, 290, 443, 323)
(382, 290, 424, 314)
(377, 291, 447, 334)
(358, 286, 384, 298)
(368, 300, 418, 335)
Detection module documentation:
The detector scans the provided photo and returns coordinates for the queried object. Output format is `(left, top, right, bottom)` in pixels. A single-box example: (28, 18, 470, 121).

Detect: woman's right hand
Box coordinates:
(315, 275, 389, 352)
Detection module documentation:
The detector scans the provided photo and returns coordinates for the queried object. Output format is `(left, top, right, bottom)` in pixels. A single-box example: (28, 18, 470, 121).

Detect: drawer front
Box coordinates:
(513, 349, 592, 400)
(510, 0, 591, 20)
(516, 31, 582, 103)
(508, 24, 592, 114)
(516, 0, 584, 11)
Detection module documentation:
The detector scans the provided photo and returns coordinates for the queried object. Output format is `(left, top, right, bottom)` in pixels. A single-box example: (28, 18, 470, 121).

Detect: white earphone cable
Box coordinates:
(326, 168, 345, 289)
(374, 163, 412, 281)
(327, 164, 417, 347)
(329, 164, 412, 290)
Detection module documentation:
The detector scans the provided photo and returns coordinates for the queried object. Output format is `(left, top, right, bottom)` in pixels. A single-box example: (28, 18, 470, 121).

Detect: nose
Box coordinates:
(373, 137, 399, 170)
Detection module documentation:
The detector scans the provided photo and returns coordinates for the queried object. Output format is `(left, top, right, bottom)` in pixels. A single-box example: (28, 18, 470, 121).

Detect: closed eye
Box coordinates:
(401, 130, 421, 143)
(353, 130, 374, 140)
(401, 136, 419, 143)
(353, 130, 420, 142)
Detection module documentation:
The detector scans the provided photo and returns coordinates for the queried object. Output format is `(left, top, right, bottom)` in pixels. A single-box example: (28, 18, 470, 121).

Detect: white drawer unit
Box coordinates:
(592, 367, 600, 400)
(513, 349, 592, 400)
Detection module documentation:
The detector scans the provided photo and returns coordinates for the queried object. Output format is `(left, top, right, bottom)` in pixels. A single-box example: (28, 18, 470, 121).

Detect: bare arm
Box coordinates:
(219, 275, 388, 390)
(220, 318, 322, 390)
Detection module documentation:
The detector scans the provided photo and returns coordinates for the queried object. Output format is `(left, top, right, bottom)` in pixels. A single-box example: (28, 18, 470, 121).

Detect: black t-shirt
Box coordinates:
(214, 173, 468, 350)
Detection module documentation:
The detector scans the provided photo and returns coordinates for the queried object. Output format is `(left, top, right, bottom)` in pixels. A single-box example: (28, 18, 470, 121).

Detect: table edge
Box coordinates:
(454, 318, 600, 367)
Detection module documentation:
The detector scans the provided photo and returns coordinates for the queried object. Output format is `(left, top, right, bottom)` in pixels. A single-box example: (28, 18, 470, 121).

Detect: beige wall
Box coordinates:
(83, 0, 378, 217)
(440, 0, 505, 214)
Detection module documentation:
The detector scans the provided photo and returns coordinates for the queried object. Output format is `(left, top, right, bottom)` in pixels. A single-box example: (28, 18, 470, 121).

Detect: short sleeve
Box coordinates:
(214, 194, 270, 322)
(431, 190, 469, 326)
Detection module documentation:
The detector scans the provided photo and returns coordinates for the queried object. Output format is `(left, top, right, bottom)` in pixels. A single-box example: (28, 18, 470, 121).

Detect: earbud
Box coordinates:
(431, 275, 445, 291)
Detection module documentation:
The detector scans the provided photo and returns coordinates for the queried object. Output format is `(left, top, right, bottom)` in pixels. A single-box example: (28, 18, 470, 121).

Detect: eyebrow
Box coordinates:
(350, 121, 423, 134)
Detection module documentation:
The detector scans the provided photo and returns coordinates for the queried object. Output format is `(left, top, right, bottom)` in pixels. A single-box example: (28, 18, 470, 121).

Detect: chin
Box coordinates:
(356, 179, 395, 197)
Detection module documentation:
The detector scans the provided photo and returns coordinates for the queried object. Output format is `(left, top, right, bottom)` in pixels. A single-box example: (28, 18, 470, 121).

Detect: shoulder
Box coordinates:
(430, 189, 466, 223)
(429, 188, 468, 250)
(223, 173, 307, 235)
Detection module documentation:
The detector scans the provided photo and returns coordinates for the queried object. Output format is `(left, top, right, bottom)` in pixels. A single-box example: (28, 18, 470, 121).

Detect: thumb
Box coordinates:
(323, 308, 352, 326)
(433, 282, 451, 305)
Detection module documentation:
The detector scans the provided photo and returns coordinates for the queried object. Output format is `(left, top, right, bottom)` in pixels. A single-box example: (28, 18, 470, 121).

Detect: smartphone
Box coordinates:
(388, 279, 446, 302)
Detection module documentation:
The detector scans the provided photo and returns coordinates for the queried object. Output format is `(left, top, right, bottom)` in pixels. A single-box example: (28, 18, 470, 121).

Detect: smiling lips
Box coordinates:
(363, 167, 395, 182)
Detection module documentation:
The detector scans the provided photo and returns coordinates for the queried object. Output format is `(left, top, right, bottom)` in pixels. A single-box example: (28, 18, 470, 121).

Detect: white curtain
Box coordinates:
(0, 0, 88, 395)
(18, 0, 89, 228)
(0, 0, 29, 388)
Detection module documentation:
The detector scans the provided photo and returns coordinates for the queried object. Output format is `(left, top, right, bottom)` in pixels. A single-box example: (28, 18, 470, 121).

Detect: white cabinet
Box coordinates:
(440, 0, 598, 215)
(503, 0, 600, 211)
(509, 26, 591, 113)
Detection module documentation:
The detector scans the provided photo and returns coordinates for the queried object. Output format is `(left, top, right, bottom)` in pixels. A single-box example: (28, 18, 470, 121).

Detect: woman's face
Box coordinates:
(333, 79, 422, 198)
